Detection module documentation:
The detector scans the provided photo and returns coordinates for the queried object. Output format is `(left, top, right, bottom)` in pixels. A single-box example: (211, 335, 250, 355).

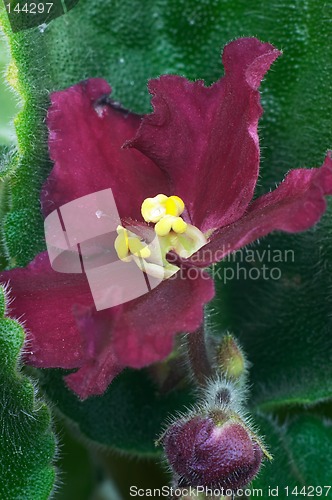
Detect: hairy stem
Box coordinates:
(187, 325, 214, 385)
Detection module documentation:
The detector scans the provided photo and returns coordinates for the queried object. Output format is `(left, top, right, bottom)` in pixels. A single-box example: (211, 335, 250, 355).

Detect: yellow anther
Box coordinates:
(128, 237, 151, 259)
(116, 195, 207, 282)
(141, 194, 168, 223)
(155, 215, 174, 236)
(155, 215, 187, 236)
(114, 226, 130, 260)
(141, 194, 185, 223)
(155, 194, 168, 203)
(165, 196, 185, 217)
(114, 225, 151, 261)
(172, 217, 187, 234)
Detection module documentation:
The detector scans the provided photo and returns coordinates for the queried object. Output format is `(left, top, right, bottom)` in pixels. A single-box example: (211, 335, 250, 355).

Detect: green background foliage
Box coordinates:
(0, 287, 56, 499)
(40, 368, 193, 456)
(0, 0, 331, 498)
(0, 41, 17, 145)
(253, 414, 332, 494)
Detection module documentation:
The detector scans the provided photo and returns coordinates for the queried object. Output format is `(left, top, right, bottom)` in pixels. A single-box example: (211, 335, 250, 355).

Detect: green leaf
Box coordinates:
(0, 286, 57, 499)
(39, 367, 193, 456)
(52, 418, 95, 500)
(208, 216, 332, 411)
(0, 38, 17, 146)
(252, 414, 332, 496)
(0, 173, 10, 269)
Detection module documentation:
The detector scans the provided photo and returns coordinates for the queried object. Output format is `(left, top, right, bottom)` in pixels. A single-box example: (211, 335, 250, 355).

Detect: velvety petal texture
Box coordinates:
(110, 270, 214, 368)
(65, 305, 125, 399)
(0, 252, 89, 368)
(65, 270, 214, 398)
(0, 255, 214, 399)
(189, 152, 332, 266)
(43, 78, 169, 220)
(127, 38, 281, 232)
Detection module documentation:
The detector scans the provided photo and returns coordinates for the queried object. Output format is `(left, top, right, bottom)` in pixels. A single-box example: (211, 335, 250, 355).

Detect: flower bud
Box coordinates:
(162, 411, 265, 490)
(216, 334, 247, 382)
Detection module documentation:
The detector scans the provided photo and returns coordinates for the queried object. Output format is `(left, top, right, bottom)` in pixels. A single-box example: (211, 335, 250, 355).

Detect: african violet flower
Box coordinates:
(1, 38, 332, 399)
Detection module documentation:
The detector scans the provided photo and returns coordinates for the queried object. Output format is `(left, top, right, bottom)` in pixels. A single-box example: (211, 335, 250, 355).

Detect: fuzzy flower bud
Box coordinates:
(162, 410, 265, 491)
(216, 334, 247, 382)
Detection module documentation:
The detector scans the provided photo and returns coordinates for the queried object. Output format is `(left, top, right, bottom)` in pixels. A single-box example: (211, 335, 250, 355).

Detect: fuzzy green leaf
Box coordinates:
(253, 414, 332, 496)
(208, 215, 332, 411)
(0, 41, 17, 146)
(0, 286, 57, 499)
(39, 367, 193, 456)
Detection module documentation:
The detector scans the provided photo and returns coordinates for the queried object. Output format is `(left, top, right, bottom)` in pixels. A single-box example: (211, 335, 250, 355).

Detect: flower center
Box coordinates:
(114, 194, 207, 279)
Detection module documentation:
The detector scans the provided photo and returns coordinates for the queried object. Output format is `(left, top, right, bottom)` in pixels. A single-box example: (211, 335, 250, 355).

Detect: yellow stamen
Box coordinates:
(155, 215, 174, 236)
(114, 226, 130, 260)
(116, 195, 207, 281)
(128, 237, 151, 259)
(172, 217, 187, 234)
(141, 194, 185, 223)
(155, 215, 187, 237)
(114, 225, 151, 261)
(141, 194, 168, 223)
(165, 196, 185, 217)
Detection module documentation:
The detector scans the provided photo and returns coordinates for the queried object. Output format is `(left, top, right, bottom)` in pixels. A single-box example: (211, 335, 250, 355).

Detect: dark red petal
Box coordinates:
(112, 269, 214, 367)
(65, 306, 124, 399)
(66, 269, 215, 398)
(43, 78, 169, 219)
(127, 38, 281, 231)
(0, 252, 91, 368)
(0, 253, 214, 398)
(189, 153, 332, 266)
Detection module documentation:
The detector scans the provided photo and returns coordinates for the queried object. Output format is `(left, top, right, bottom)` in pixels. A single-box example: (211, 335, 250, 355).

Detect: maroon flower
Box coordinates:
(1, 38, 331, 399)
